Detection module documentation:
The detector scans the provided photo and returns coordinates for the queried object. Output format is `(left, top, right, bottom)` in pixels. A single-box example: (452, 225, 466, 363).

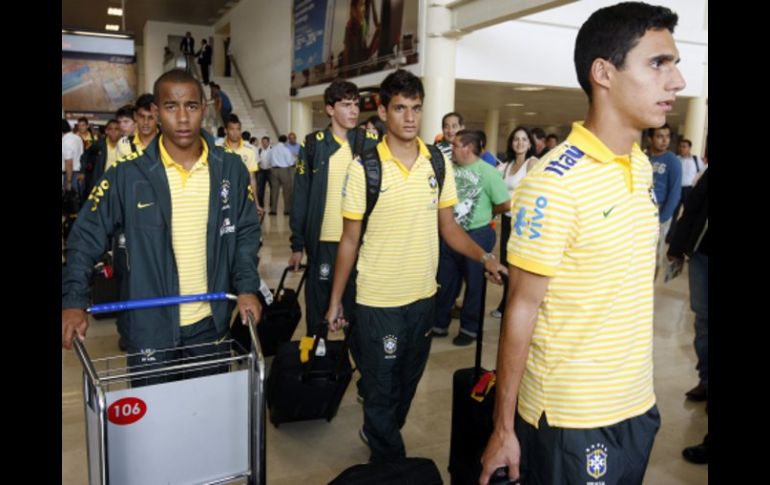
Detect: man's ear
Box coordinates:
(377, 103, 387, 122)
(590, 58, 614, 92)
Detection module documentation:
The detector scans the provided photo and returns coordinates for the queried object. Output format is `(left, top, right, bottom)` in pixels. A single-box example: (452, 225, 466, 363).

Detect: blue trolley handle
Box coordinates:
(87, 292, 238, 315)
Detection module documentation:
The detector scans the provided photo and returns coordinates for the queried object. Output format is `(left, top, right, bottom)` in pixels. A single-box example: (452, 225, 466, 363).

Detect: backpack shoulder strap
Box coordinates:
(303, 131, 320, 176)
(360, 146, 381, 241)
(427, 144, 446, 195)
(351, 127, 366, 159)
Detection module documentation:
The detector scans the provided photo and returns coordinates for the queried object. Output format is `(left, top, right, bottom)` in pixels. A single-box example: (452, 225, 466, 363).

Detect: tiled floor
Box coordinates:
(62, 210, 708, 484)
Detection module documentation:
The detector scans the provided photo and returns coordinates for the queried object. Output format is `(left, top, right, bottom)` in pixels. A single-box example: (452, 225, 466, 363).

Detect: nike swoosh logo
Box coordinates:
(137, 202, 155, 209)
(603, 206, 616, 218)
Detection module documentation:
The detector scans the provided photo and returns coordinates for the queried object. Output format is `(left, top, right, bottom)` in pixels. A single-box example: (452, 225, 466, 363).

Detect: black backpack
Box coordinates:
(302, 127, 366, 180)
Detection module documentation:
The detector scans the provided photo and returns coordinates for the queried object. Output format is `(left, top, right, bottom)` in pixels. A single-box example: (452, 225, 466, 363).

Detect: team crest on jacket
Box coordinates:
(319, 263, 331, 280)
(586, 443, 608, 479)
(383, 335, 397, 358)
(221, 180, 231, 205)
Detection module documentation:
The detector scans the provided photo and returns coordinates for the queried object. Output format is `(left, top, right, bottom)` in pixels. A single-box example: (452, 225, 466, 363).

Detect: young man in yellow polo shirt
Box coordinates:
(117, 94, 159, 158)
(324, 69, 506, 463)
(289, 79, 377, 336)
(479, 3, 687, 484)
(62, 69, 262, 385)
(224, 113, 264, 216)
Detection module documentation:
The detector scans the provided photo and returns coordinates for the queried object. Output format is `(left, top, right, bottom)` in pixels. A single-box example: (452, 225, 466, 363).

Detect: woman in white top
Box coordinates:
(492, 126, 540, 318)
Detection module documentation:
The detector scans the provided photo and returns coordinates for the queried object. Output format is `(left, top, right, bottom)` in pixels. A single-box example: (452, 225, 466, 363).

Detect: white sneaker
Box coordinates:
(490, 309, 502, 319)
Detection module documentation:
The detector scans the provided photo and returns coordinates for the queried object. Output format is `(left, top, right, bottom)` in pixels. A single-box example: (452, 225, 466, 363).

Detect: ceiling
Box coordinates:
(62, 0, 237, 43)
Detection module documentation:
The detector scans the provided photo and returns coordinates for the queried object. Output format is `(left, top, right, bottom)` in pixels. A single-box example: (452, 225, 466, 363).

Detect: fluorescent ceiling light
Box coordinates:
(108, 7, 123, 16)
(63, 29, 131, 39)
(523, 112, 537, 116)
(514, 86, 546, 92)
(505, 103, 524, 107)
(105, 24, 120, 31)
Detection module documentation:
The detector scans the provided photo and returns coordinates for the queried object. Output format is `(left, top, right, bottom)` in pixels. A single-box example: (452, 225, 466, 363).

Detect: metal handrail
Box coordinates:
(229, 54, 280, 137)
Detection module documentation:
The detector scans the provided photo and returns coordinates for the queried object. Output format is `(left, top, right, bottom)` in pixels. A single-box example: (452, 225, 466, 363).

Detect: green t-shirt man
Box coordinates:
(453, 159, 510, 231)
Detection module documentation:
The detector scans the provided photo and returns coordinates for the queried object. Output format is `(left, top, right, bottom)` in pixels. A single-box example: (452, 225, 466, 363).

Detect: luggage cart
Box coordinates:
(73, 292, 266, 485)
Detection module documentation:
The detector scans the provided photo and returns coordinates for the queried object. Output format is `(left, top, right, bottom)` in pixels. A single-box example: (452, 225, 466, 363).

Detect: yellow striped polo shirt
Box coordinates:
(507, 122, 659, 429)
(159, 136, 212, 326)
(320, 134, 352, 242)
(342, 136, 458, 307)
(225, 139, 259, 173)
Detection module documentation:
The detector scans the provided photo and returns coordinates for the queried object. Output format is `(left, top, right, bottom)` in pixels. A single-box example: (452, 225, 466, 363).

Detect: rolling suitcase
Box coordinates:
(328, 457, 443, 485)
(231, 265, 306, 356)
(266, 324, 353, 426)
(448, 277, 501, 484)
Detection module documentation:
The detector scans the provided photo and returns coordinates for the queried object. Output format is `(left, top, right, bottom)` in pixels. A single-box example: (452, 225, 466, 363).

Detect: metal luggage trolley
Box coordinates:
(73, 292, 266, 485)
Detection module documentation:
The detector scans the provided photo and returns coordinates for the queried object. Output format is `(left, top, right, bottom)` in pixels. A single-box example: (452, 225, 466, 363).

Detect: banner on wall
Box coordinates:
(62, 33, 137, 115)
(292, 0, 419, 89)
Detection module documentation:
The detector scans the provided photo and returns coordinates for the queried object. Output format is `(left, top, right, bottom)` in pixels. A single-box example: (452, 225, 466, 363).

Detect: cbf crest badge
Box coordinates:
(586, 443, 608, 480)
(220, 180, 231, 205)
(428, 175, 438, 190)
(383, 335, 397, 359)
(319, 263, 331, 281)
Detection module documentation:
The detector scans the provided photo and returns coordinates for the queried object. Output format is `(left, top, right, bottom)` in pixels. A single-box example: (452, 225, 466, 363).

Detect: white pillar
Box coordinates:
(290, 100, 313, 140)
(484, 108, 500, 156)
(683, 63, 708, 157)
(421, 1, 456, 143)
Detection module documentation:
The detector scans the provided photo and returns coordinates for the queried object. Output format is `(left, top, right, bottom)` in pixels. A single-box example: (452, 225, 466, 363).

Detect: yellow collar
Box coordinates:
(159, 135, 209, 169)
(376, 135, 430, 162)
(225, 138, 243, 151)
(566, 122, 643, 164)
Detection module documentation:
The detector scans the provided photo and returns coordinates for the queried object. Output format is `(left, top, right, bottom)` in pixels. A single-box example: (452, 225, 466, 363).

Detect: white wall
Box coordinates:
(456, 0, 707, 97)
(214, 0, 293, 135)
(142, 21, 214, 93)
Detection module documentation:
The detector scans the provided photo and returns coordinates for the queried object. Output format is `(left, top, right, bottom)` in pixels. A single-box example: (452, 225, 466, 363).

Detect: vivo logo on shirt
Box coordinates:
(544, 146, 585, 176)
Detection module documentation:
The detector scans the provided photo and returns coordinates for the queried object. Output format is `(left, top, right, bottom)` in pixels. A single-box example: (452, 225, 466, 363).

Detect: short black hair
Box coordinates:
(217, 126, 226, 137)
(442, 112, 464, 128)
(225, 114, 241, 127)
(77, 117, 89, 125)
(278, 134, 288, 143)
(324, 79, 359, 107)
(261, 136, 270, 142)
(242, 131, 251, 141)
(455, 130, 484, 156)
(116, 104, 135, 119)
(366, 115, 386, 140)
(531, 127, 546, 140)
(680, 138, 692, 147)
(135, 93, 155, 111)
(646, 122, 670, 139)
(62, 119, 72, 134)
(546, 134, 558, 142)
(378, 69, 424, 108)
(106, 119, 119, 127)
(153, 69, 204, 103)
(575, 2, 678, 101)
(505, 126, 537, 162)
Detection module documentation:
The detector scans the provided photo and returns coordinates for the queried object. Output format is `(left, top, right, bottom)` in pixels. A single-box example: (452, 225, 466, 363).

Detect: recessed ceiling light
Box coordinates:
(523, 112, 537, 116)
(505, 103, 524, 107)
(515, 86, 546, 92)
(108, 7, 123, 16)
(105, 24, 120, 31)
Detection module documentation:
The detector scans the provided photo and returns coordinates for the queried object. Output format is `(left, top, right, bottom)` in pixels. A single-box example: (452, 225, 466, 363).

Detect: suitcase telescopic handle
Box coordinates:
(277, 264, 308, 296)
(474, 276, 488, 382)
(87, 292, 237, 314)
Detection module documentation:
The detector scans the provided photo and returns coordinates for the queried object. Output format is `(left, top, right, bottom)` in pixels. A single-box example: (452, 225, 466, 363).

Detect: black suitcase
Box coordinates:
(266, 326, 353, 426)
(328, 457, 443, 485)
(448, 277, 506, 484)
(231, 265, 306, 357)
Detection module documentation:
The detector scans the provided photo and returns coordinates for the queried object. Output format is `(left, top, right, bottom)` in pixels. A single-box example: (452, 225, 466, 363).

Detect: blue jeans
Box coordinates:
(688, 251, 708, 386)
(434, 225, 496, 337)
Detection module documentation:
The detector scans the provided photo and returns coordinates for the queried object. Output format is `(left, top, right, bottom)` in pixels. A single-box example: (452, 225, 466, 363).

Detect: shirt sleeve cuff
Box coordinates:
(438, 197, 459, 209)
(507, 253, 557, 277)
(342, 210, 364, 220)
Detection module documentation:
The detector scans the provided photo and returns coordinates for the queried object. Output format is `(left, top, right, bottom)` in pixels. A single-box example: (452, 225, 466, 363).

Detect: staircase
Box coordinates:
(210, 76, 257, 136)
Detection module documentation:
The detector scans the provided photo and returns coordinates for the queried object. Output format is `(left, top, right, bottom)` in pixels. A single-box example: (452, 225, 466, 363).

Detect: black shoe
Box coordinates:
(686, 383, 708, 402)
(682, 443, 708, 464)
(269, 211, 277, 215)
(452, 333, 474, 346)
(431, 328, 448, 338)
(451, 305, 462, 320)
(283, 212, 290, 215)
